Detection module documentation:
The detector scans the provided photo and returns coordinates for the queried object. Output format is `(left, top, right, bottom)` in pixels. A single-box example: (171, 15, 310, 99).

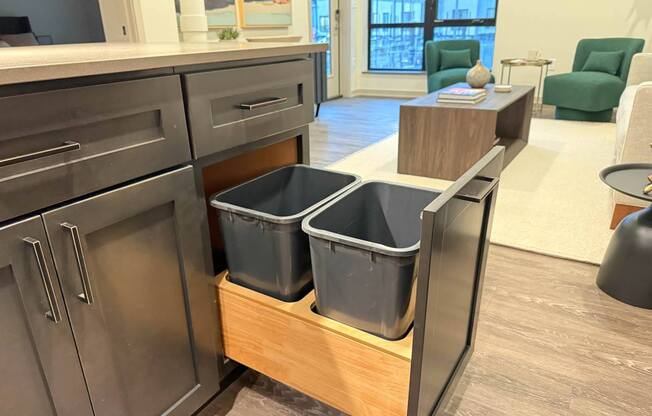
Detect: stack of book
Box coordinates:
(437, 87, 487, 104)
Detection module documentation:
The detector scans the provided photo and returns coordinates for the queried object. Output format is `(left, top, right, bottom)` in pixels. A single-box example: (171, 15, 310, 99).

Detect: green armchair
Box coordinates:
(425, 40, 494, 93)
(543, 38, 645, 122)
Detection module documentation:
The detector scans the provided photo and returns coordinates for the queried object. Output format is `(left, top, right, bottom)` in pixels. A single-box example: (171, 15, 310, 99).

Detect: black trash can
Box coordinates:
(211, 165, 359, 301)
(302, 181, 440, 340)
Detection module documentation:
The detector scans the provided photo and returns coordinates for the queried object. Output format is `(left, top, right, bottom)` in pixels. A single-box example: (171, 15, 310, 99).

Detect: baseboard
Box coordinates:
(351, 88, 424, 99)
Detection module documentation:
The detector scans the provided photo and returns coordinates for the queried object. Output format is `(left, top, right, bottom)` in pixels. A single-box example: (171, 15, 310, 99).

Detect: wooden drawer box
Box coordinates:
(215, 148, 505, 416)
(183, 59, 314, 159)
(218, 274, 412, 415)
(0, 75, 190, 222)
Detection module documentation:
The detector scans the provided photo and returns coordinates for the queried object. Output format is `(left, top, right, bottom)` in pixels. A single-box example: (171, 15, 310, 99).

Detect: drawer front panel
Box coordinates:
(218, 274, 412, 416)
(185, 59, 314, 158)
(0, 75, 190, 222)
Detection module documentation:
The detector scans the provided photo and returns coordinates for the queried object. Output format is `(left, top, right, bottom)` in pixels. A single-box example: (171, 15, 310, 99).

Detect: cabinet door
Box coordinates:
(0, 216, 93, 416)
(43, 166, 219, 416)
(408, 147, 504, 416)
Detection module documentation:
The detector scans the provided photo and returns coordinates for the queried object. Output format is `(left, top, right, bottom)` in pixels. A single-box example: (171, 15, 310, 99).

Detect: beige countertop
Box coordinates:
(0, 41, 328, 86)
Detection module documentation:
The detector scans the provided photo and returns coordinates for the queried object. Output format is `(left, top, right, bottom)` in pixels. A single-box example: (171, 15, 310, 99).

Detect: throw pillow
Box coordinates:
(582, 51, 625, 75)
(440, 49, 472, 70)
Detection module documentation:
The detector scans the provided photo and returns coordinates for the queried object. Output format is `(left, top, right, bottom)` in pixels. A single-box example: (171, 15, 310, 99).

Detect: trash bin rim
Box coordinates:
(301, 180, 442, 257)
(210, 164, 361, 225)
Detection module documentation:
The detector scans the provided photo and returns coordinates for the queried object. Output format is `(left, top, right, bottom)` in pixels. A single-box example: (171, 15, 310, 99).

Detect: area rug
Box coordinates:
(327, 118, 616, 265)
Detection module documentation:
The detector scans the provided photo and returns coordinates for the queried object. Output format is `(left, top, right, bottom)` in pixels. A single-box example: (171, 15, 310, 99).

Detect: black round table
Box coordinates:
(598, 163, 652, 309)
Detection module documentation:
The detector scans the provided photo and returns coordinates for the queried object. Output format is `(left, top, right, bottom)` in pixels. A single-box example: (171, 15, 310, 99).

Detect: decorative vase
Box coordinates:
(466, 60, 492, 88)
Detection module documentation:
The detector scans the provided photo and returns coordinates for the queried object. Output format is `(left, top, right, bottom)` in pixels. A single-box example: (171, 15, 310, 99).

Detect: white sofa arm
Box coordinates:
(615, 82, 652, 207)
(620, 82, 652, 162)
(627, 53, 652, 86)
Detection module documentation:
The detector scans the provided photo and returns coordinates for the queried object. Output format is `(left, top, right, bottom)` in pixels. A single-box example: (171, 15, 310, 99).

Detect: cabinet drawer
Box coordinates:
(0, 75, 190, 222)
(184, 60, 314, 158)
(215, 148, 506, 416)
(218, 275, 412, 415)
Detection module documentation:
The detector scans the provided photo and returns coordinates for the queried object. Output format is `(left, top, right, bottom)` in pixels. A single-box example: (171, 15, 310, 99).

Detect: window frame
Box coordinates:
(367, 0, 499, 72)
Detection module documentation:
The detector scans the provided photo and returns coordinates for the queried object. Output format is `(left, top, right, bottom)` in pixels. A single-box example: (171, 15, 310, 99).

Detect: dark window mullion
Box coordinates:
(433, 18, 496, 27)
(424, 0, 435, 40)
(367, 0, 372, 71)
(422, 0, 436, 70)
(369, 22, 425, 28)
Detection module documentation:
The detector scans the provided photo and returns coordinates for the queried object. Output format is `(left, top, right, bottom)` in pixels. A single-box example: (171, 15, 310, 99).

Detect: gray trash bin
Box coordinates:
(302, 181, 440, 340)
(211, 165, 360, 301)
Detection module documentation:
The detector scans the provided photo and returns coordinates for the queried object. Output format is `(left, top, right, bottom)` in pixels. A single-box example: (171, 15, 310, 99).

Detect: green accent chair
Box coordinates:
(543, 38, 645, 122)
(425, 40, 495, 93)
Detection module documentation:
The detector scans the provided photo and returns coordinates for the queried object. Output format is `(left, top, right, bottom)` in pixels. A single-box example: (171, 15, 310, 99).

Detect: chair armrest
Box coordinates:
(627, 53, 652, 86)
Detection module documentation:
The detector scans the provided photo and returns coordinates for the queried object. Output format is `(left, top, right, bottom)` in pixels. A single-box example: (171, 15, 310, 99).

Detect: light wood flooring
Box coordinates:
(309, 97, 404, 167)
(199, 98, 650, 415)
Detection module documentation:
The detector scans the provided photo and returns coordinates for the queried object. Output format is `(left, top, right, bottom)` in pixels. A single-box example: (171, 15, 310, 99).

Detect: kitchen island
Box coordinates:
(0, 41, 325, 416)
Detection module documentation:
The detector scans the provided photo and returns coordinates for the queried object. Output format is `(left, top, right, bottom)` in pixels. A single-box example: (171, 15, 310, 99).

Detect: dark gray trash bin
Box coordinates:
(302, 181, 440, 340)
(211, 165, 359, 301)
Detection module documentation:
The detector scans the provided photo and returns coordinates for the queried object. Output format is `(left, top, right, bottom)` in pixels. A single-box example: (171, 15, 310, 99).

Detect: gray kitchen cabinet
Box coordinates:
(0, 75, 191, 224)
(0, 216, 93, 416)
(184, 59, 314, 158)
(42, 165, 220, 416)
(408, 147, 503, 415)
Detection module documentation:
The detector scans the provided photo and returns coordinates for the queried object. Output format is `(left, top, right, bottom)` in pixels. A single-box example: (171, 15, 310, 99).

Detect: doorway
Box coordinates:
(312, 0, 341, 98)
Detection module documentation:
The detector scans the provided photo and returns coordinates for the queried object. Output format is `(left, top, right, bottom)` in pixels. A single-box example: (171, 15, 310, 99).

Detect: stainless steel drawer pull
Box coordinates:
(455, 176, 500, 203)
(0, 141, 80, 168)
(24, 237, 62, 323)
(61, 223, 94, 304)
(239, 97, 288, 110)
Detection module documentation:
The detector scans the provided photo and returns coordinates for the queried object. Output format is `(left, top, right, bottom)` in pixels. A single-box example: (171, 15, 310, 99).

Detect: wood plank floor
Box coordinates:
(198, 98, 650, 415)
(309, 97, 404, 167)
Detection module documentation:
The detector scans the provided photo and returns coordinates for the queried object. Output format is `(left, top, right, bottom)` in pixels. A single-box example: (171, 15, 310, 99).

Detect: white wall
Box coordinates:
(0, 0, 105, 44)
(347, 0, 652, 97)
(493, 0, 652, 87)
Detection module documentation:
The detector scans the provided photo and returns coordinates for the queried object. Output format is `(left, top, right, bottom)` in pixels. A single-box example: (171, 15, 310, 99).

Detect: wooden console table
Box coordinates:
(398, 83, 534, 180)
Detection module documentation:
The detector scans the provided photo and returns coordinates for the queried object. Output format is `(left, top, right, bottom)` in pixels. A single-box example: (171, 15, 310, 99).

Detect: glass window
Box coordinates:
(369, 27, 425, 70)
(433, 26, 496, 67)
(436, 0, 497, 20)
(370, 0, 425, 24)
(368, 0, 497, 71)
(311, 0, 332, 75)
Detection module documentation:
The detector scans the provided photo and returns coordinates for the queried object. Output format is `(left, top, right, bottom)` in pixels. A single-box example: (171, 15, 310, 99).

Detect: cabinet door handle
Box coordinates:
(239, 97, 288, 110)
(455, 176, 499, 203)
(24, 237, 62, 323)
(61, 223, 94, 304)
(0, 141, 80, 168)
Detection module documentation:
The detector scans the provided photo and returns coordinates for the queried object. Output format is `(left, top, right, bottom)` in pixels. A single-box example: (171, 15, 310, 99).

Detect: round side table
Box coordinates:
(500, 58, 553, 112)
(598, 163, 652, 309)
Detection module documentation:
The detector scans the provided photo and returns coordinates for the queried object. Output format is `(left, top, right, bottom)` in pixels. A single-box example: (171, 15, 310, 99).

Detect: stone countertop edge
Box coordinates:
(0, 41, 329, 86)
